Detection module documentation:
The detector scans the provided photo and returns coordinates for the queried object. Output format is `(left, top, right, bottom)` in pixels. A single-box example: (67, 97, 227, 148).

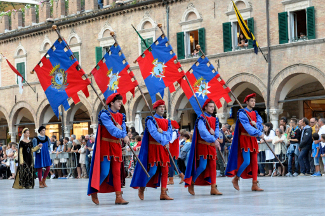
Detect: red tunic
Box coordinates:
(196, 116, 217, 161)
(100, 112, 123, 162)
(239, 110, 259, 153)
(169, 136, 179, 159)
(148, 118, 170, 167)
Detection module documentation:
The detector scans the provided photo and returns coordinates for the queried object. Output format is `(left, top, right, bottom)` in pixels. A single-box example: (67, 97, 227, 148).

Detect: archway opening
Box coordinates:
(69, 103, 91, 140)
(174, 93, 197, 131)
(40, 104, 63, 139)
(13, 107, 35, 141)
(0, 111, 8, 145)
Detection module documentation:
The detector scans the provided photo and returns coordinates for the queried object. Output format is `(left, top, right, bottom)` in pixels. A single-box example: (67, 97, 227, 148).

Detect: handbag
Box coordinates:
(5, 159, 10, 167)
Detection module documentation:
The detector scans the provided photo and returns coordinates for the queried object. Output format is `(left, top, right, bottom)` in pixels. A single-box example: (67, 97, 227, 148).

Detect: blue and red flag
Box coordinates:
(179, 56, 232, 114)
(33, 39, 91, 117)
(137, 35, 185, 103)
(91, 44, 138, 104)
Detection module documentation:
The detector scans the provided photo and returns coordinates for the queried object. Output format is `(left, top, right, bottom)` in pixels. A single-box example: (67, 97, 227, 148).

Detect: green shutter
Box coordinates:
(141, 38, 153, 53)
(73, 52, 79, 62)
(198, 28, 206, 55)
(247, 18, 254, 48)
(307, 6, 315, 40)
(223, 22, 232, 52)
(278, 12, 288, 44)
(95, 47, 103, 64)
(176, 32, 185, 60)
(16, 62, 25, 84)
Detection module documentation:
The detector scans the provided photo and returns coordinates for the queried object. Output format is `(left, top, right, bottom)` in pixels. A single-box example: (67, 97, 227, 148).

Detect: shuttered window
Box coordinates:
(198, 28, 206, 55)
(177, 32, 185, 60)
(247, 18, 254, 49)
(223, 22, 232, 52)
(307, 6, 315, 40)
(141, 38, 153, 54)
(278, 12, 288, 44)
(73, 52, 79, 62)
(16, 62, 25, 84)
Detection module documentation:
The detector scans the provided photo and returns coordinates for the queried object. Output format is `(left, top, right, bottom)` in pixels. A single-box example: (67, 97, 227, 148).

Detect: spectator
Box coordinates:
(179, 133, 191, 169)
(1, 146, 10, 179)
(78, 139, 88, 178)
(56, 139, 67, 178)
(310, 117, 319, 134)
(88, 135, 95, 159)
(238, 33, 248, 48)
(320, 134, 325, 175)
(317, 118, 325, 175)
(192, 49, 199, 57)
(66, 134, 76, 153)
(286, 118, 301, 177)
(298, 118, 312, 176)
(98, 0, 103, 9)
(311, 133, 321, 177)
(85, 135, 93, 177)
(71, 139, 81, 179)
(133, 136, 142, 151)
(279, 116, 290, 134)
(0, 146, 6, 179)
(279, 125, 287, 138)
(272, 128, 287, 176)
(50, 135, 57, 152)
(7, 142, 18, 180)
(260, 122, 275, 176)
(140, 132, 144, 139)
(217, 123, 225, 177)
(127, 137, 136, 151)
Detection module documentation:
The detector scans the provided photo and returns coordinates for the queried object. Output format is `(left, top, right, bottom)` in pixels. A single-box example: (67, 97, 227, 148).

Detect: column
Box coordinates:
(64, 125, 72, 138)
(134, 114, 143, 134)
(90, 124, 98, 134)
(268, 108, 283, 130)
(9, 132, 17, 143)
(216, 112, 229, 125)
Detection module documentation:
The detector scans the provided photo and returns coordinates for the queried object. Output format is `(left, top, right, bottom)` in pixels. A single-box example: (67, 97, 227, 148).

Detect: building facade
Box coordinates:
(0, 0, 325, 143)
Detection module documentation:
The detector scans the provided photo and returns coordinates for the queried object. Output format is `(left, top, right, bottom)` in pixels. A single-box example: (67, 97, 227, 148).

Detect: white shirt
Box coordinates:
(318, 125, 325, 140)
(265, 130, 276, 160)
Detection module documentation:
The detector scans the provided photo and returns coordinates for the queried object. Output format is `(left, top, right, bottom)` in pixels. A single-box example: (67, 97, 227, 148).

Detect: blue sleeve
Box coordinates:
(147, 119, 172, 146)
(215, 117, 220, 140)
(239, 111, 262, 137)
(256, 112, 264, 131)
(32, 138, 37, 148)
(100, 112, 127, 139)
(183, 142, 191, 152)
(198, 118, 216, 143)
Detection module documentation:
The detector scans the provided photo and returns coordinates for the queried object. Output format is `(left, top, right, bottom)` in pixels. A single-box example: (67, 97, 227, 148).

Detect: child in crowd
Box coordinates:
(127, 137, 137, 151)
(311, 133, 321, 177)
(320, 134, 325, 175)
(133, 136, 142, 151)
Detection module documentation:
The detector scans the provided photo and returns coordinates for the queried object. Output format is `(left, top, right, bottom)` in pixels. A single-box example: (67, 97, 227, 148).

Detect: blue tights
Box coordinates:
(193, 156, 207, 182)
(237, 149, 251, 177)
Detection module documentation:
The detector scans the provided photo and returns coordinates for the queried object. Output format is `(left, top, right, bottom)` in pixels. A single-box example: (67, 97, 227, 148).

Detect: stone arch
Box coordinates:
(39, 35, 52, 52)
(65, 94, 93, 126)
(0, 105, 9, 124)
(181, 3, 202, 22)
(227, 0, 252, 12)
(14, 42, 27, 57)
(137, 14, 156, 30)
(129, 85, 150, 122)
(171, 86, 188, 121)
(271, 64, 325, 109)
(98, 22, 114, 40)
(67, 30, 82, 45)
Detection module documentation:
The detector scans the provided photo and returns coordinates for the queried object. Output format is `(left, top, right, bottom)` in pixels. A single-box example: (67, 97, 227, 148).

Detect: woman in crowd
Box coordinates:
(238, 33, 248, 48)
(279, 125, 288, 138)
(260, 123, 276, 176)
(272, 128, 287, 176)
(7, 142, 17, 180)
(79, 139, 88, 178)
(56, 139, 67, 178)
(13, 128, 42, 189)
(71, 139, 81, 179)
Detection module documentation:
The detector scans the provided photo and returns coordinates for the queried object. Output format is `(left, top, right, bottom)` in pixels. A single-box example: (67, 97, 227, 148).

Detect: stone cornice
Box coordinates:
(225, 7, 252, 16)
(281, 0, 309, 5)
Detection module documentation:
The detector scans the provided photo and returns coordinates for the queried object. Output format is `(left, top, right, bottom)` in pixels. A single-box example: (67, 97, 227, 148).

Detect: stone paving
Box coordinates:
(1, 176, 325, 216)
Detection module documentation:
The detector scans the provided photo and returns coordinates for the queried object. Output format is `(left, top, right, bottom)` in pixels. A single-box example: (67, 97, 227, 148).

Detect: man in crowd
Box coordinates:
(50, 135, 57, 152)
(286, 118, 301, 177)
(85, 134, 92, 177)
(217, 123, 225, 177)
(313, 118, 325, 175)
(298, 118, 313, 176)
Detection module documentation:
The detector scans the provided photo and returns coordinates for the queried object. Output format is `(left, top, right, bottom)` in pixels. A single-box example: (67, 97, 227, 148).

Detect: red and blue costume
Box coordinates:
(226, 93, 264, 191)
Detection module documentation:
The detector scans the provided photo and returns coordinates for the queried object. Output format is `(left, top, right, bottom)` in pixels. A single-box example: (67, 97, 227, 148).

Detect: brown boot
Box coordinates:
(39, 181, 45, 188)
(179, 173, 185, 184)
(42, 178, 48, 187)
(232, 176, 240, 191)
(138, 187, 145, 200)
(252, 180, 264, 191)
(210, 184, 223, 195)
(115, 191, 129, 205)
(167, 177, 174, 185)
(188, 181, 195, 195)
(160, 188, 173, 200)
(91, 193, 99, 205)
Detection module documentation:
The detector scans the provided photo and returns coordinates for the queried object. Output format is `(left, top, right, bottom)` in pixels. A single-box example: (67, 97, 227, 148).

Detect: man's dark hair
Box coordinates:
(312, 133, 319, 141)
(135, 135, 141, 142)
(64, 137, 69, 142)
(219, 122, 222, 128)
(132, 132, 139, 137)
(81, 135, 85, 140)
(311, 117, 318, 122)
(109, 94, 123, 107)
(302, 117, 309, 125)
(52, 135, 57, 139)
(183, 133, 190, 140)
(280, 117, 287, 124)
(290, 118, 297, 124)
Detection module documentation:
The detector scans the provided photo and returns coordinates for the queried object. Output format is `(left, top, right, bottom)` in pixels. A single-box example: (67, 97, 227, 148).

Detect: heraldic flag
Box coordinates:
(232, 0, 259, 54)
(91, 44, 138, 104)
(34, 39, 91, 117)
(136, 35, 185, 103)
(179, 56, 232, 115)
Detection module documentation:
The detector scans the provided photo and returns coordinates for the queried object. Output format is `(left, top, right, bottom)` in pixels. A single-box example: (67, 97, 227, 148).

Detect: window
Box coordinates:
(141, 38, 153, 54)
(73, 52, 79, 62)
(278, 6, 315, 44)
(223, 18, 254, 52)
(16, 62, 26, 84)
(177, 28, 205, 60)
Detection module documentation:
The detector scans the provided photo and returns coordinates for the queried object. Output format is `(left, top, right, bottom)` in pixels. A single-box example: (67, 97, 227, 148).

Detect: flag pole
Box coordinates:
(195, 44, 285, 175)
(156, 24, 226, 164)
(1, 53, 36, 93)
(51, 25, 150, 177)
(129, 27, 180, 175)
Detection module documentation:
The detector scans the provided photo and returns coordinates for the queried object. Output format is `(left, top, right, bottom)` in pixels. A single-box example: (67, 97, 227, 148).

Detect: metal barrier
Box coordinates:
(50, 152, 78, 178)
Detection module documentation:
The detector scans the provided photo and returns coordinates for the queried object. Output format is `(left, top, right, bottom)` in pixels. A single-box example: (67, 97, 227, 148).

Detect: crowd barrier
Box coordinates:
(50, 152, 78, 178)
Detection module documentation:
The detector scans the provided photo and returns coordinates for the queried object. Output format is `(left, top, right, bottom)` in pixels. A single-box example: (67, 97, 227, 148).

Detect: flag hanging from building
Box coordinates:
(232, 0, 259, 54)
(136, 35, 185, 103)
(33, 39, 91, 117)
(3, 55, 24, 94)
(179, 56, 232, 115)
(91, 44, 138, 104)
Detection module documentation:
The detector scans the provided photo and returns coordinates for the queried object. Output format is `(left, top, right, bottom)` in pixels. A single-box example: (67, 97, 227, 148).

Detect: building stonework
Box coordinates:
(0, 0, 325, 143)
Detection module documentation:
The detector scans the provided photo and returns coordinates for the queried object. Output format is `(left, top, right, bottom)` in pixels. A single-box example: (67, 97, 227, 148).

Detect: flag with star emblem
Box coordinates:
(91, 44, 138, 104)
(33, 38, 91, 118)
(136, 35, 185, 103)
(179, 56, 232, 115)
